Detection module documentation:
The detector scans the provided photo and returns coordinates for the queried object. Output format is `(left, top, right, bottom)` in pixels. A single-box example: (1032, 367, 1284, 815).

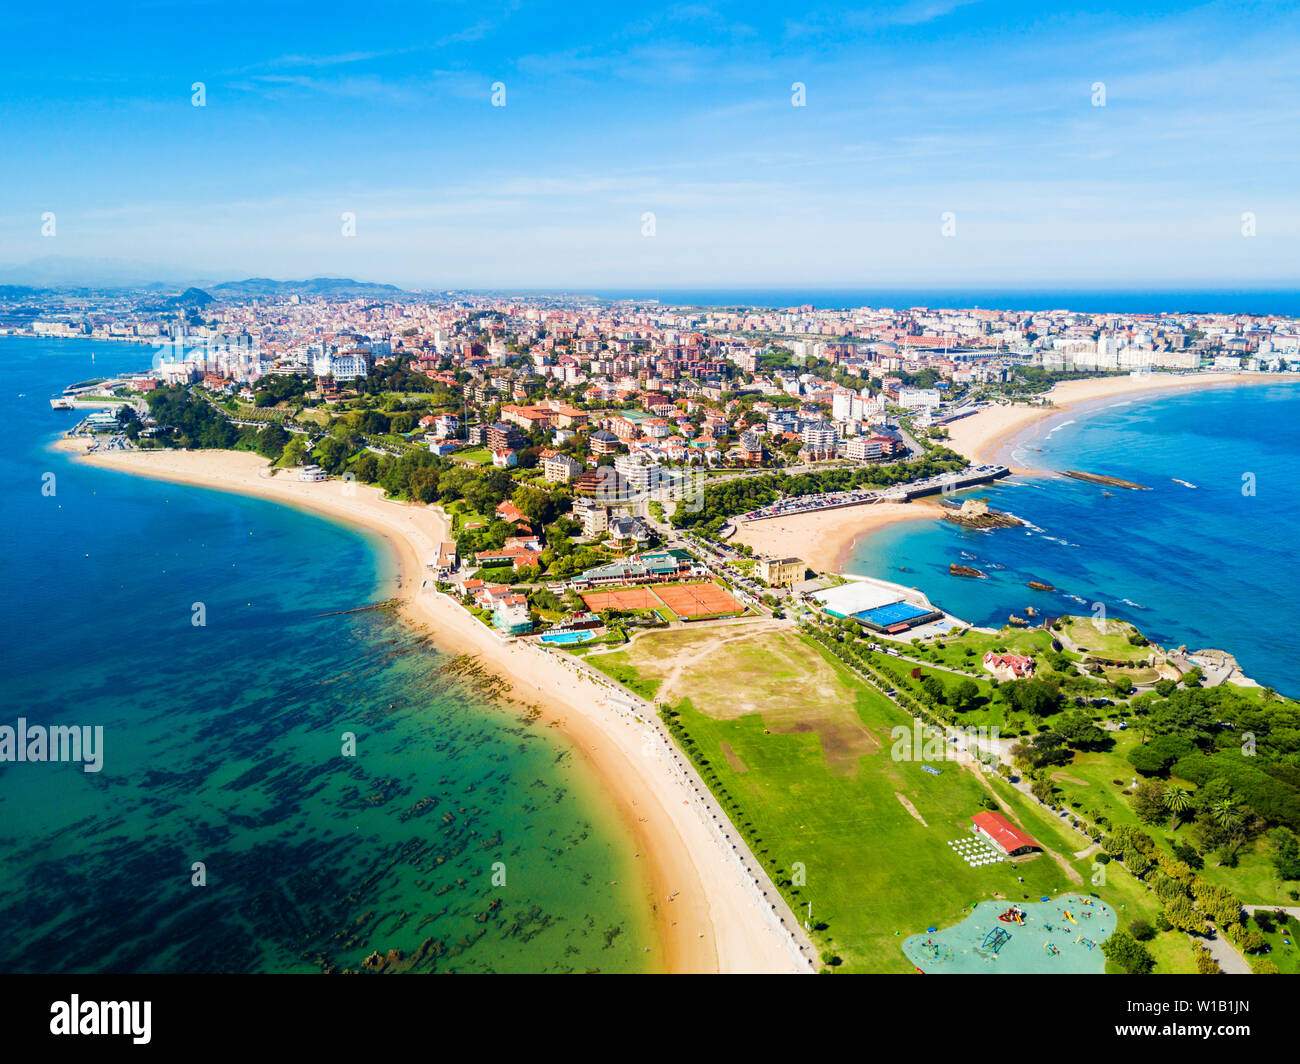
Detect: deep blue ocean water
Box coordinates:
(850, 381, 1300, 694)
(0, 336, 652, 973)
(582, 288, 1300, 316)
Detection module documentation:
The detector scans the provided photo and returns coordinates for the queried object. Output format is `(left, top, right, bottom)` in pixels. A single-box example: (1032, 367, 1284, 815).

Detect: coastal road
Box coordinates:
(894, 417, 926, 457)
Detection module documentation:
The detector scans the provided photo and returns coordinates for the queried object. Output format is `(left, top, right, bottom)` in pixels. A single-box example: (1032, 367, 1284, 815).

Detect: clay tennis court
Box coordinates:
(651, 581, 744, 619)
(581, 581, 743, 620)
(580, 586, 661, 612)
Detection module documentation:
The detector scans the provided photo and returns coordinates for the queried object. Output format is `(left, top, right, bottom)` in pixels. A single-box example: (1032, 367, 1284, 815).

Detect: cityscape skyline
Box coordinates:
(4, 1, 1300, 289)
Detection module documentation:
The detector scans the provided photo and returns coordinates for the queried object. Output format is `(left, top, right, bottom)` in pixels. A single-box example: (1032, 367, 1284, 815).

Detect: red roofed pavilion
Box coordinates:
(970, 811, 1041, 856)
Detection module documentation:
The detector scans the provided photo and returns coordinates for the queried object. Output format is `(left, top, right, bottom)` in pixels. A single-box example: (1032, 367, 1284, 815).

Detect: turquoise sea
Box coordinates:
(0, 336, 654, 973)
(850, 381, 1300, 695)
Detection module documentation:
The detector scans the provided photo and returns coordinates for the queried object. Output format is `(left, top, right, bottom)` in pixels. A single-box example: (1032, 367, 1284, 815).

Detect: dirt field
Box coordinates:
(615, 624, 881, 771)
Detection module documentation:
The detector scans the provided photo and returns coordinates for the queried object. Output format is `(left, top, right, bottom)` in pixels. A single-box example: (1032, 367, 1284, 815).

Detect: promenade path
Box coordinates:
(541, 638, 820, 973)
(1243, 904, 1300, 918)
(1201, 926, 1252, 974)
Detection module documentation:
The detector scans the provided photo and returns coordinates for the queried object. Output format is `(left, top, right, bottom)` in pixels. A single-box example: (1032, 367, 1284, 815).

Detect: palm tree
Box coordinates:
(1163, 787, 1193, 831)
(1209, 798, 1244, 833)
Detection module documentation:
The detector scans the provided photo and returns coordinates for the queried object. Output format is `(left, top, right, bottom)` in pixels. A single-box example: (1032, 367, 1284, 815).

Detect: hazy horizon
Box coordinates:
(5, 1, 1300, 290)
(3, 257, 1300, 306)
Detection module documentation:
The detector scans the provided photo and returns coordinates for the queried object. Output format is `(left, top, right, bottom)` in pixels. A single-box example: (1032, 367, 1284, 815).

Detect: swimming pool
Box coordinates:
(540, 630, 595, 646)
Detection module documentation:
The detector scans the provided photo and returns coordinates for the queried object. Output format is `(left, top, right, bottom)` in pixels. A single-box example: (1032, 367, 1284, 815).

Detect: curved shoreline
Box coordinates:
(56, 441, 804, 975)
(946, 372, 1300, 473)
(732, 500, 947, 575)
(735, 373, 1300, 575)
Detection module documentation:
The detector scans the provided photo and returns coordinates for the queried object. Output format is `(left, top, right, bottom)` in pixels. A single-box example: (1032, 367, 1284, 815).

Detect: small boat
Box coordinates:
(1171, 478, 1197, 489)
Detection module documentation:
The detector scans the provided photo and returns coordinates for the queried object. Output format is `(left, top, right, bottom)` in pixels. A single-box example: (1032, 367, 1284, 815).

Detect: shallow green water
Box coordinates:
(0, 336, 655, 973)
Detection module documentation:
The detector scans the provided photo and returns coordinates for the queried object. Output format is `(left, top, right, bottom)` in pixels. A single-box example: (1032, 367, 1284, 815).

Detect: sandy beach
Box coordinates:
(733, 499, 947, 574)
(738, 372, 1300, 576)
(58, 440, 804, 975)
(946, 371, 1300, 471)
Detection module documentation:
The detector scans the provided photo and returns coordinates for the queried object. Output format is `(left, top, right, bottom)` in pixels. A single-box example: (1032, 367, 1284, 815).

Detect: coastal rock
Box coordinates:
(360, 947, 408, 973)
(1062, 470, 1150, 491)
(942, 497, 1024, 529)
(949, 563, 985, 579)
(1027, 580, 1055, 591)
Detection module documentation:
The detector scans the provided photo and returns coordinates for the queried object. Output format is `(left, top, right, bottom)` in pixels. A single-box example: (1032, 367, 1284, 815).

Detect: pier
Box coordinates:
(734, 465, 1010, 524)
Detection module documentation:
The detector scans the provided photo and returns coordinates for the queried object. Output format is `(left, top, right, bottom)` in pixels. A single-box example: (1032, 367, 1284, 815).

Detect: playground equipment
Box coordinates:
(1077, 936, 1097, 950)
(998, 906, 1026, 925)
(1062, 910, 1077, 924)
(981, 927, 1012, 955)
(1045, 942, 1060, 956)
(917, 939, 954, 964)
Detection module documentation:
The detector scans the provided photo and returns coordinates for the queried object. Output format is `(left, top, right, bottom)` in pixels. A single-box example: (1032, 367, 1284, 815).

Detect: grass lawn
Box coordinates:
(594, 621, 1297, 972)
(454, 446, 492, 465)
(445, 499, 492, 530)
(1246, 910, 1300, 973)
(887, 626, 1056, 670)
(1103, 665, 1161, 685)
(1193, 846, 1300, 907)
(859, 644, 1112, 735)
(1049, 732, 1148, 822)
(583, 652, 662, 701)
(1059, 616, 1152, 662)
(1040, 735, 1300, 908)
(605, 625, 1169, 971)
(295, 407, 332, 428)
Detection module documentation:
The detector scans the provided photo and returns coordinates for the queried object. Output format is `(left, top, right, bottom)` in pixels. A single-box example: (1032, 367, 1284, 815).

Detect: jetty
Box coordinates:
(1062, 470, 1150, 491)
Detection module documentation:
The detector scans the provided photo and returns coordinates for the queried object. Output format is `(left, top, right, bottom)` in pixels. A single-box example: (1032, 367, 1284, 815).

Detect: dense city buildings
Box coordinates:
(13, 286, 1295, 474)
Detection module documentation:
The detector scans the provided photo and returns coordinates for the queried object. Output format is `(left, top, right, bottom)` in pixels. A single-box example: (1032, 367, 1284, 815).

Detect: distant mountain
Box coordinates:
(210, 277, 408, 300)
(0, 284, 49, 299)
(0, 256, 186, 288)
(0, 259, 412, 299)
(169, 287, 215, 308)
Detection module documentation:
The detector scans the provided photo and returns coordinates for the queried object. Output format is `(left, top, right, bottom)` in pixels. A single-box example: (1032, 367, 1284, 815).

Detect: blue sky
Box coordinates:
(2, 1, 1298, 289)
